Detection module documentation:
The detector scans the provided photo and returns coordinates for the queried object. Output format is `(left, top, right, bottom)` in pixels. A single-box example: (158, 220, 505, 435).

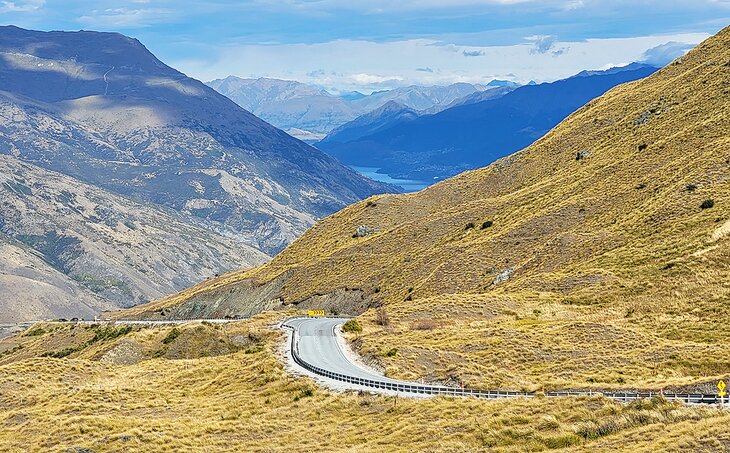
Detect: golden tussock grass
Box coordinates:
(1, 313, 727, 452)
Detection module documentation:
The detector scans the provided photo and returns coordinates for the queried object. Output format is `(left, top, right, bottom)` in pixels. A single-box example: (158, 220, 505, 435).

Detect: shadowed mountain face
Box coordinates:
(317, 65, 658, 181)
(320, 101, 420, 145)
(0, 26, 396, 256)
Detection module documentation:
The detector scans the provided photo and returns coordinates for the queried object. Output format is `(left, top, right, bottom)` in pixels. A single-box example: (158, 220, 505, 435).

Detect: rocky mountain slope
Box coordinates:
(0, 26, 395, 258)
(318, 64, 658, 181)
(0, 238, 112, 322)
(0, 26, 394, 320)
(0, 155, 267, 322)
(130, 26, 730, 392)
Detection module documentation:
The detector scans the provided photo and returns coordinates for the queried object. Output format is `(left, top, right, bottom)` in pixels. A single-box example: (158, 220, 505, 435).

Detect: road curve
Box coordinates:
(283, 317, 444, 389)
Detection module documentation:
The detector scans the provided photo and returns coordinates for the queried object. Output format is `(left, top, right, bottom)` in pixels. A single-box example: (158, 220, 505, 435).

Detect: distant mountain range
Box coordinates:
(206, 76, 359, 139)
(348, 82, 487, 113)
(0, 25, 394, 321)
(206, 76, 497, 138)
(316, 64, 659, 181)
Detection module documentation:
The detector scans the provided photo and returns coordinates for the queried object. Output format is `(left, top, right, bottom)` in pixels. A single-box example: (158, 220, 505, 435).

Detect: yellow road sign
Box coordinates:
(719, 391, 727, 397)
(718, 380, 726, 392)
(307, 309, 325, 317)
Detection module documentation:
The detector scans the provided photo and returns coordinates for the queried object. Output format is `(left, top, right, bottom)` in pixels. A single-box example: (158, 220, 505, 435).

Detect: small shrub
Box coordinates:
(465, 222, 476, 230)
(41, 347, 80, 359)
(700, 199, 715, 209)
(342, 319, 362, 333)
(412, 318, 438, 331)
(385, 348, 398, 357)
(88, 326, 133, 344)
(244, 346, 264, 354)
(365, 200, 377, 208)
(480, 220, 493, 229)
(685, 183, 698, 192)
(638, 143, 648, 151)
(162, 327, 181, 345)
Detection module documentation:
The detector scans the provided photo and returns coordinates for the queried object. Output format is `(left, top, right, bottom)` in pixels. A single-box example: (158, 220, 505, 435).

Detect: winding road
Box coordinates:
(282, 317, 724, 404)
(10, 316, 724, 404)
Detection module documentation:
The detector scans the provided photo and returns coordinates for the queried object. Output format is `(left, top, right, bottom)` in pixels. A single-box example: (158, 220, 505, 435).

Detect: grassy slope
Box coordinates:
(1, 315, 728, 452)
(129, 27, 730, 391)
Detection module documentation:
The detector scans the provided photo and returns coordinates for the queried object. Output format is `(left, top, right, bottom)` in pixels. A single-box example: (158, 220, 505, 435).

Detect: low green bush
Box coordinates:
(342, 319, 362, 333)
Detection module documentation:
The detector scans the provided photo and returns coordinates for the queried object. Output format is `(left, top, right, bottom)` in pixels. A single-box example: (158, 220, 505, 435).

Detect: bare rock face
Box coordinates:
(353, 225, 376, 238)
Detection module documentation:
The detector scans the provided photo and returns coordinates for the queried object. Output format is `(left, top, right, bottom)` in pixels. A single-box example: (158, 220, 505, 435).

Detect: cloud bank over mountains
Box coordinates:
(180, 33, 707, 94)
(2, 0, 727, 92)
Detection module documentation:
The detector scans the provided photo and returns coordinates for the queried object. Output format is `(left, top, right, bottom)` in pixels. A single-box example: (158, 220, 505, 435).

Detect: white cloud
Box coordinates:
(78, 7, 175, 28)
(640, 41, 695, 66)
(0, 0, 44, 13)
(351, 73, 405, 84)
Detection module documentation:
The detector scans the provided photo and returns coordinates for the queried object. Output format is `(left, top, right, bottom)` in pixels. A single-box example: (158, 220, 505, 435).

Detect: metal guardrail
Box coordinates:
(282, 320, 725, 405)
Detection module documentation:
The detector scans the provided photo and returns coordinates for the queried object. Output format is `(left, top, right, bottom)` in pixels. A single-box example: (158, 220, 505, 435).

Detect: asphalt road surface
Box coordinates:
(283, 317, 446, 388)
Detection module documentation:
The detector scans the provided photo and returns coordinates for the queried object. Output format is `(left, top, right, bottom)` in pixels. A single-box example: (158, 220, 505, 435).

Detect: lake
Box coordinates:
(351, 166, 429, 193)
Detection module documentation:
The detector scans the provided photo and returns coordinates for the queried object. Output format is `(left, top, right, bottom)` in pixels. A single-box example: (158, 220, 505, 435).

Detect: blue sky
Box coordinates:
(2, 1, 729, 93)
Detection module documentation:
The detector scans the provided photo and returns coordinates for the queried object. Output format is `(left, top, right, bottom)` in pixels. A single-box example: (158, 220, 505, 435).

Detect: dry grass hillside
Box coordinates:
(127, 27, 730, 392)
(1, 314, 729, 452)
